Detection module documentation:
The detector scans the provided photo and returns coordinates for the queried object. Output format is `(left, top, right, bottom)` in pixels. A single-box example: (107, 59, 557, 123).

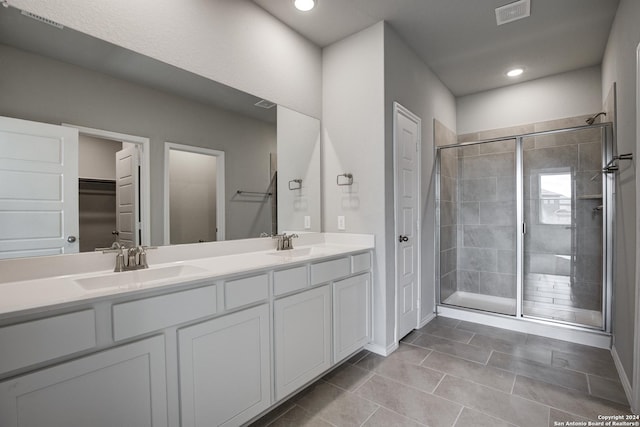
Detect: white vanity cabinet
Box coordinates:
(274, 284, 331, 400)
(0, 335, 168, 427)
(0, 245, 374, 427)
(178, 304, 271, 427)
(333, 273, 371, 363)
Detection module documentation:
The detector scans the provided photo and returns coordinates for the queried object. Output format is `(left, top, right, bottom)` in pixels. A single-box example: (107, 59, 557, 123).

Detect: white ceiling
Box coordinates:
(253, 0, 620, 96)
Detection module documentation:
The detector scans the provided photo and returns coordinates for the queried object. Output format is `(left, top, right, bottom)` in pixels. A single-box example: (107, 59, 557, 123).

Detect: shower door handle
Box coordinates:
(398, 235, 409, 242)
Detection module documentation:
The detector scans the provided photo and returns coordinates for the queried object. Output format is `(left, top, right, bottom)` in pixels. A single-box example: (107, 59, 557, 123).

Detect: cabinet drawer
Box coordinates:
(0, 310, 96, 375)
(311, 257, 350, 285)
(113, 285, 216, 341)
(273, 266, 308, 296)
(351, 252, 371, 274)
(224, 274, 268, 310)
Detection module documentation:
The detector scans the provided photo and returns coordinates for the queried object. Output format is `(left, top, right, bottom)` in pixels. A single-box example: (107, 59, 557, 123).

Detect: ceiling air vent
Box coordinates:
(254, 99, 276, 109)
(495, 0, 530, 26)
(21, 10, 64, 29)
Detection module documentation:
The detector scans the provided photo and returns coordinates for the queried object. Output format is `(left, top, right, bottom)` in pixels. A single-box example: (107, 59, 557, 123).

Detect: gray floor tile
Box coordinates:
(455, 321, 527, 344)
(588, 375, 629, 406)
(525, 335, 611, 360)
(357, 375, 462, 427)
(512, 375, 630, 420)
(548, 408, 589, 427)
(249, 402, 296, 427)
(267, 405, 334, 427)
(418, 323, 474, 344)
(400, 330, 422, 344)
(454, 408, 516, 427)
(488, 351, 589, 392)
(468, 334, 553, 365)
(356, 343, 431, 371)
(362, 407, 426, 427)
(322, 362, 374, 391)
(295, 381, 378, 426)
(411, 333, 492, 364)
(371, 357, 444, 393)
(434, 375, 549, 427)
(422, 350, 515, 393)
(551, 349, 619, 380)
(429, 316, 461, 329)
(346, 349, 370, 365)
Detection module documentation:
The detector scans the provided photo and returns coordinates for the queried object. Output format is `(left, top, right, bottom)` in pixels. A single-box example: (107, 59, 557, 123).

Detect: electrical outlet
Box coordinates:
(337, 216, 346, 230)
(304, 216, 311, 229)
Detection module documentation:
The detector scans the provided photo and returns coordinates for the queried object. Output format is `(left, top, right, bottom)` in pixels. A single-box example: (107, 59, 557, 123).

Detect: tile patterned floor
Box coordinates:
(250, 317, 630, 427)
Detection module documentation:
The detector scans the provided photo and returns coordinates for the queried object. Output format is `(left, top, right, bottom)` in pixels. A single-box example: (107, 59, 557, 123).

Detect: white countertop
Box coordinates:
(0, 238, 373, 320)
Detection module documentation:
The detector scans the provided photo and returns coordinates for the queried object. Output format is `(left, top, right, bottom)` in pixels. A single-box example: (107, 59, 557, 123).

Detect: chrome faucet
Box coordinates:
(273, 233, 299, 251)
(102, 244, 154, 272)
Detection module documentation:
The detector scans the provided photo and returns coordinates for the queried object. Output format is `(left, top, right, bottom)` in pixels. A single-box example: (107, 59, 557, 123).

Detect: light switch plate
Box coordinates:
(337, 216, 345, 230)
(304, 216, 311, 229)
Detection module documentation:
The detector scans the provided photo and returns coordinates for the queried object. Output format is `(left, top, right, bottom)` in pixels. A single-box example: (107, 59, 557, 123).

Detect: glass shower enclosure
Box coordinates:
(436, 124, 613, 330)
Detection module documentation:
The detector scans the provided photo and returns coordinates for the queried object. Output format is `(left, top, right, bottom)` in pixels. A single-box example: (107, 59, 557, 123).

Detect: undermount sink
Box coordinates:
(75, 265, 209, 291)
(267, 247, 324, 258)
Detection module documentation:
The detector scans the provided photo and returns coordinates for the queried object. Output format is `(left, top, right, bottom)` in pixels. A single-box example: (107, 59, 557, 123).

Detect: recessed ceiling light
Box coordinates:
(507, 68, 524, 77)
(294, 0, 316, 11)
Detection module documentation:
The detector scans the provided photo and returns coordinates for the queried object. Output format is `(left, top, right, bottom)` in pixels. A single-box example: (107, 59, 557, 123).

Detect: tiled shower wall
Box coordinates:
(457, 141, 517, 299)
(436, 120, 458, 301)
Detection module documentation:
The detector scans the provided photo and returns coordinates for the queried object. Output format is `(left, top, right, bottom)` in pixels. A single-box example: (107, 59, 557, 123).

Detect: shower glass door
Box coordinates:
(521, 127, 605, 328)
(438, 139, 517, 316)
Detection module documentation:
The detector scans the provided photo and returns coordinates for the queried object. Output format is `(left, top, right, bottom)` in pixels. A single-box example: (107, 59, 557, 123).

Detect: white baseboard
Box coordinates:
(365, 341, 399, 357)
(611, 345, 633, 408)
(418, 312, 436, 328)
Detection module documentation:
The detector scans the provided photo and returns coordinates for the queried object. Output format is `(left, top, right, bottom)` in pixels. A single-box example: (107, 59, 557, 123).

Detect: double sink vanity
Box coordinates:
(0, 233, 374, 427)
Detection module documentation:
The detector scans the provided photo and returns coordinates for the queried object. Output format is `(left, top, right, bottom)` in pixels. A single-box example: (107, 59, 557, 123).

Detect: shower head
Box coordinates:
(586, 112, 606, 125)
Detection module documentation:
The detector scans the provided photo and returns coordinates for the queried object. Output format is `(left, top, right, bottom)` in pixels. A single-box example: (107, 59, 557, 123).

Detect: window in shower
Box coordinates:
(539, 172, 572, 225)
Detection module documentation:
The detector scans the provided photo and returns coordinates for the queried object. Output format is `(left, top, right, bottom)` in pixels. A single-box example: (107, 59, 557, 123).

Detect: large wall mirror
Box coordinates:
(0, 6, 321, 259)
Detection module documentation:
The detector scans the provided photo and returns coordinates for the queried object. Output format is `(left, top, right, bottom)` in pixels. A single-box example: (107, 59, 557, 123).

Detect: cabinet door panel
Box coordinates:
(0, 335, 167, 427)
(334, 273, 371, 363)
(274, 285, 331, 400)
(178, 304, 270, 427)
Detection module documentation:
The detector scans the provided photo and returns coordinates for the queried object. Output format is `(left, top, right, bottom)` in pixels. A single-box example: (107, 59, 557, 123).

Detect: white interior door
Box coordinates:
(116, 146, 140, 247)
(394, 103, 421, 340)
(0, 116, 79, 259)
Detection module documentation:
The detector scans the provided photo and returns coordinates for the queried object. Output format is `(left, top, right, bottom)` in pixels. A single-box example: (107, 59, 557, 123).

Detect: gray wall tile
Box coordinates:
(462, 178, 496, 201)
(460, 202, 479, 224)
(457, 270, 480, 293)
(479, 272, 517, 298)
(458, 247, 497, 272)
(479, 200, 516, 225)
(463, 225, 515, 251)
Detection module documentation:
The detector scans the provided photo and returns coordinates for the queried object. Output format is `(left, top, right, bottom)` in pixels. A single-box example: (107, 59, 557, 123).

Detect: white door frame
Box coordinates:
(632, 41, 640, 415)
(393, 102, 422, 342)
(63, 123, 151, 246)
(163, 142, 225, 244)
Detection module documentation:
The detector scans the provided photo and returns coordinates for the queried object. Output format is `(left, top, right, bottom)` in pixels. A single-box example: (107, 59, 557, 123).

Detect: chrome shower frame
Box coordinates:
(435, 123, 614, 334)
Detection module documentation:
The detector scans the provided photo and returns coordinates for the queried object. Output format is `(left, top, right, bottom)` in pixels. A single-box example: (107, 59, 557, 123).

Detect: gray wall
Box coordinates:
(384, 24, 457, 329)
(322, 22, 388, 349)
(601, 0, 640, 389)
(323, 22, 456, 351)
(0, 44, 277, 245)
(457, 66, 602, 134)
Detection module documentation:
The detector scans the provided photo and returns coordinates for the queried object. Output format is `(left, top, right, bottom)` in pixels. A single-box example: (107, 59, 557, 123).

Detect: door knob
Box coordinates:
(67, 235, 77, 243)
(398, 235, 409, 242)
